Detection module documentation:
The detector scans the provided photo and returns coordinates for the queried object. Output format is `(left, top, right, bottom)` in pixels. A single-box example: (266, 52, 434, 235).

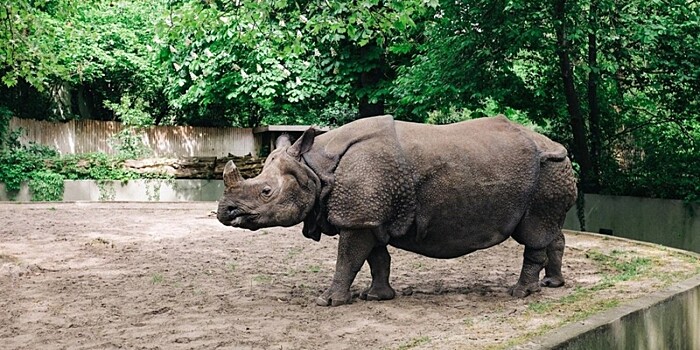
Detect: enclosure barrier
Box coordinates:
(9, 117, 255, 157)
(1, 181, 698, 254)
(519, 235, 700, 350)
(564, 194, 699, 254)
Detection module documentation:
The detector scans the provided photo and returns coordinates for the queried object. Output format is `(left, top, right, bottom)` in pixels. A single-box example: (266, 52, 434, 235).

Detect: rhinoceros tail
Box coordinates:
(539, 146, 568, 162)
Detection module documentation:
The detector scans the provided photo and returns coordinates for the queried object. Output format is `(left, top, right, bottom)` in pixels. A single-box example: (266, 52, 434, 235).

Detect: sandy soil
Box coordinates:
(1, 202, 698, 350)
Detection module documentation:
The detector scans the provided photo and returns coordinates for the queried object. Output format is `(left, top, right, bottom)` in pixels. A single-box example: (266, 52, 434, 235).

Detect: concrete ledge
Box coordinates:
(61, 179, 224, 201)
(0, 179, 224, 202)
(516, 233, 700, 350)
(0, 182, 32, 201)
(517, 274, 699, 349)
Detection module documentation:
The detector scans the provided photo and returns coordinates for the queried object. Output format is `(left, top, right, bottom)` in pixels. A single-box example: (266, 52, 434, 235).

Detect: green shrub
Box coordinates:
(0, 121, 168, 201)
(28, 171, 64, 201)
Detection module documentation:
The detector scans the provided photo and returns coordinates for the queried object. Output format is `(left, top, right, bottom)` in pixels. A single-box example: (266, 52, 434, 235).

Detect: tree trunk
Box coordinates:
(356, 43, 386, 118)
(358, 68, 385, 118)
(587, 0, 601, 191)
(120, 155, 265, 179)
(554, 0, 597, 192)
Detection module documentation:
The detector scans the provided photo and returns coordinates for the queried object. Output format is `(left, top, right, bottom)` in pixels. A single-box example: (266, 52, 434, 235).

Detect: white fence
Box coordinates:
(9, 117, 255, 157)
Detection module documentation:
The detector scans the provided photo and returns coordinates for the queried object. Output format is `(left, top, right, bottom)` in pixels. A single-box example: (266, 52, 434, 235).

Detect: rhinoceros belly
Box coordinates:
(389, 119, 540, 258)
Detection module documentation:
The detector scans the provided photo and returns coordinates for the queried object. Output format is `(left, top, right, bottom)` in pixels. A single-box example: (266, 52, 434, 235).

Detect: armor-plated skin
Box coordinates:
(217, 115, 577, 306)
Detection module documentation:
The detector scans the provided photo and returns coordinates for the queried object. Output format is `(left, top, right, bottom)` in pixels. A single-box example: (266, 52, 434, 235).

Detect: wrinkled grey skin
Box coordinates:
(217, 115, 577, 306)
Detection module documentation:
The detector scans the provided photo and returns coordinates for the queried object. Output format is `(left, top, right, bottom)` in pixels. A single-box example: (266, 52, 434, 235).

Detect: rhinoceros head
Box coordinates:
(217, 130, 320, 231)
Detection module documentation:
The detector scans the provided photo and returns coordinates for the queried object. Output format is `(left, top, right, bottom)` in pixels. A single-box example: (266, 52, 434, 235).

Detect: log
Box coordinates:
(122, 156, 265, 179)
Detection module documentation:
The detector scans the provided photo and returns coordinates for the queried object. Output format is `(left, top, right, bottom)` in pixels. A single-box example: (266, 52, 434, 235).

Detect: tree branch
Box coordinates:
(608, 106, 697, 144)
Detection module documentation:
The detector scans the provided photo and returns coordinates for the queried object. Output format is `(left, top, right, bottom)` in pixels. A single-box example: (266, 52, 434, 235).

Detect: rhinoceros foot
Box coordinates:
(508, 282, 541, 298)
(316, 287, 352, 306)
(540, 276, 565, 288)
(360, 285, 396, 301)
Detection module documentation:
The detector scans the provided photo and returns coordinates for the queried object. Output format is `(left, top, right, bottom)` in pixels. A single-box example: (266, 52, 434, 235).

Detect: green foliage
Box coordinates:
(390, 0, 699, 201)
(104, 95, 155, 128)
(1, 0, 699, 201)
(0, 106, 13, 148)
(156, 0, 327, 127)
(426, 98, 538, 130)
(52, 153, 137, 182)
(0, 121, 167, 201)
(155, 0, 434, 126)
(108, 129, 151, 160)
(0, 128, 61, 200)
(28, 171, 64, 201)
(1, 0, 168, 122)
(0, 0, 75, 89)
(0, 141, 51, 195)
(104, 95, 153, 158)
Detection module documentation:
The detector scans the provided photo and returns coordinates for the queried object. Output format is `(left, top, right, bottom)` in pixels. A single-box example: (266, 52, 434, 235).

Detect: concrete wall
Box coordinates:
(0, 182, 32, 201)
(0, 180, 225, 202)
(564, 194, 700, 253)
(520, 274, 700, 350)
(3, 181, 698, 253)
(62, 180, 225, 202)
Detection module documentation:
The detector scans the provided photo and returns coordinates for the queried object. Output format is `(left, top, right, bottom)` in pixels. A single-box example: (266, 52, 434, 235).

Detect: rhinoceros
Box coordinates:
(217, 115, 577, 306)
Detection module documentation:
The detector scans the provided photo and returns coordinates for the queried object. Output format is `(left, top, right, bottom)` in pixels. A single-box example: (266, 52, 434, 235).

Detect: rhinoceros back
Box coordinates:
(391, 116, 570, 257)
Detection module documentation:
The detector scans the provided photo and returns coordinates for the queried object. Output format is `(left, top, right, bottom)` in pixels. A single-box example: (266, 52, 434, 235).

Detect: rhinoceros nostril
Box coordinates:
(227, 206, 238, 216)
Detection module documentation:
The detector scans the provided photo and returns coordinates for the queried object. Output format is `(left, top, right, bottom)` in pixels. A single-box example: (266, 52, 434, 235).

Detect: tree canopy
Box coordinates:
(1, 0, 698, 201)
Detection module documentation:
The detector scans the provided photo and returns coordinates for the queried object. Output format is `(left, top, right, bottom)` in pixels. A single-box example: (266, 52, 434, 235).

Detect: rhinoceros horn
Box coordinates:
(223, 160, 243, 187)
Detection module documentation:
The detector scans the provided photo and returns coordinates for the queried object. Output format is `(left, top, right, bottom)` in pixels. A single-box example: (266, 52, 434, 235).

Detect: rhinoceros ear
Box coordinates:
(223, 160, 243, 187)
(275, 133, 293, 149)
(287, 127, 319, 158)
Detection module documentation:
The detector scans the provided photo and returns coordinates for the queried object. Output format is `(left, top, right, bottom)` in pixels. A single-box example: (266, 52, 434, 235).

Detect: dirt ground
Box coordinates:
(1, 202, 698, 350)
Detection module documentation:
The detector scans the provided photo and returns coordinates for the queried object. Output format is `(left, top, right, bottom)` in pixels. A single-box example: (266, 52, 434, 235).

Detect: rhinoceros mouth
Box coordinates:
(219, 212, 259, 228)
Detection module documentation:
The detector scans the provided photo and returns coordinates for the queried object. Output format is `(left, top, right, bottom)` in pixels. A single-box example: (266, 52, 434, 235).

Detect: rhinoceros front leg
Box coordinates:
(316, 229, 376, 306)
(360, 245, 396, 301)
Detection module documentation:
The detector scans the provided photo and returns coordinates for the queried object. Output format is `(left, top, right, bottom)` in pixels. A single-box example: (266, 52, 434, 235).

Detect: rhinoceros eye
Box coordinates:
(261, 186, 273, 197)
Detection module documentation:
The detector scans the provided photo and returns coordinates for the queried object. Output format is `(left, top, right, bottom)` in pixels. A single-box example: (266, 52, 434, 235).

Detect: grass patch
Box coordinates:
(308, 265, 321, 273)
(397, 336, 430, 350)
(513, 249, 653, 347)
(87, 237, 114, 248)
(488, 324, 556, 350)
(586, 249, 652, 283)
(252, 274, 273, 284)
(283, 246, 304, 263)
(527, 300, 553, 314)
(151, 273, 164, 285)
(564, 298, 621, 323)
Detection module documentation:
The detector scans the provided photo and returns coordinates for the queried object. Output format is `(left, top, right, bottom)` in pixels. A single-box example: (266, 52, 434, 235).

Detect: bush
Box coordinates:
(0, 123, 168, 201)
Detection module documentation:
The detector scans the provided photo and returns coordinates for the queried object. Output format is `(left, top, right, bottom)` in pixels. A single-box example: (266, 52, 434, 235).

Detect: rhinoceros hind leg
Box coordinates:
(509, 246, 546, 298)
(360, 245, 396, 301)
(541, 232, 565, 288)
